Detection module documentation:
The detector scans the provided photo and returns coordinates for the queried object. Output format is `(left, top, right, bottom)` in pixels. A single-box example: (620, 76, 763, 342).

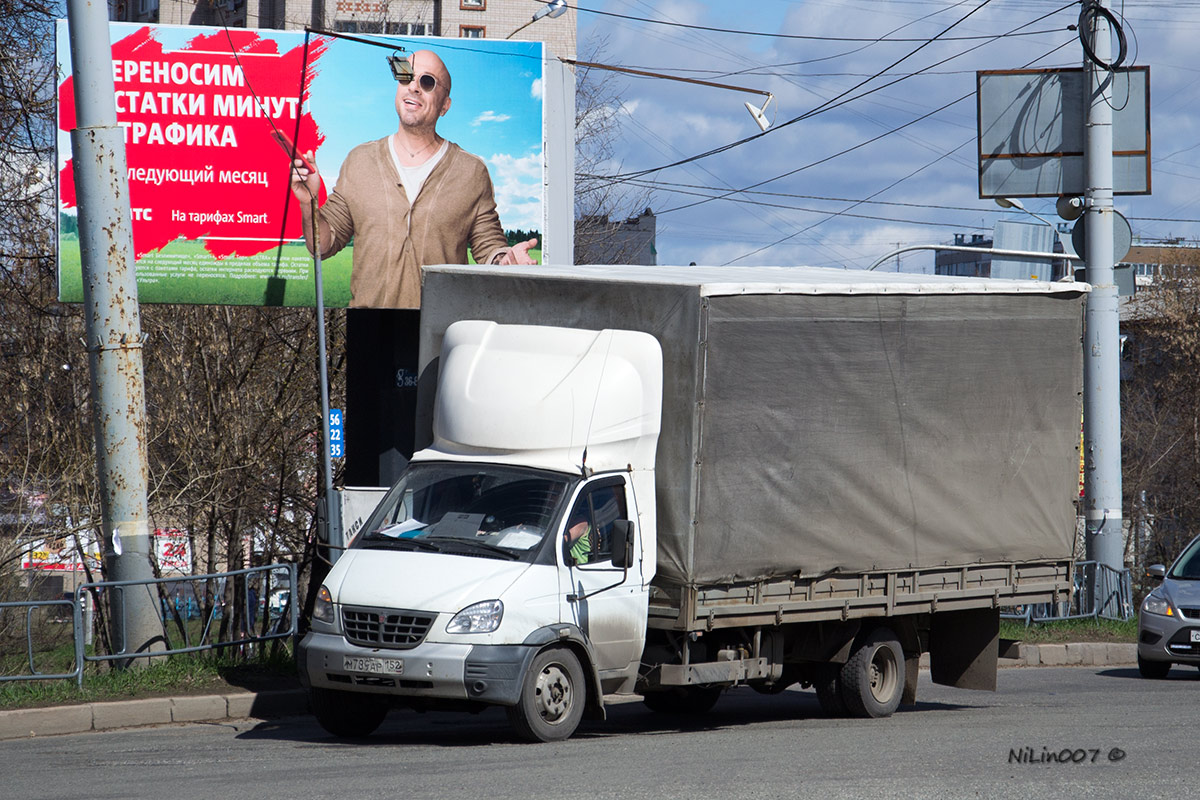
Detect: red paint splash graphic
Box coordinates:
(59, 27, 329, 259)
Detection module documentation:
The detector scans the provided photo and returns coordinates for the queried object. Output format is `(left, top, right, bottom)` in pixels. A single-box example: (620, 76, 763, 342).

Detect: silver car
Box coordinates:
(1138, 533, 1200, 678)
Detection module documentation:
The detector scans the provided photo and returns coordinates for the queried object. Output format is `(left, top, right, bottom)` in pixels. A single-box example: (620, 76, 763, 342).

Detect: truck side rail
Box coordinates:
(647, 560, 1073, 632)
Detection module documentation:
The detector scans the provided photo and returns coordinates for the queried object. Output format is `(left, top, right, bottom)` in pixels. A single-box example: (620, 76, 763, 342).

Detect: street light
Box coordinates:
(995, 196, 1068, 279)
(507, 0, 568, 39)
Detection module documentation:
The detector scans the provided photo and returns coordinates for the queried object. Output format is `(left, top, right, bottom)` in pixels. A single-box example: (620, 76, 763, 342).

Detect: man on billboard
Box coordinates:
(288, 49, 537, 309)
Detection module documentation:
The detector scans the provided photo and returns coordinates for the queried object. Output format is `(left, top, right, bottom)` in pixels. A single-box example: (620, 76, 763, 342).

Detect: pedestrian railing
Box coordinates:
(1001, 560, 1134, 625)
(0, 563, 298, 688)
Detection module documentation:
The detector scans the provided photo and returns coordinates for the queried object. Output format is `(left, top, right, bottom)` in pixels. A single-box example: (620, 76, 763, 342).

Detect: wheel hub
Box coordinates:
(534, 664, 572, 723)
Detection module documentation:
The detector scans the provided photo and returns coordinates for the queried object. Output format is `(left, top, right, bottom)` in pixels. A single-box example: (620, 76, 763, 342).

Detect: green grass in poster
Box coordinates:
(58, 237, 353, 308)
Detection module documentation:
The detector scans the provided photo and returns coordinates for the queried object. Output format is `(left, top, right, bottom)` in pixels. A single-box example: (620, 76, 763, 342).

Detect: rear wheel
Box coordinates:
(642, 686, 722, 715)
(840, 628, 905, 718)
(507, 646, 586, 742)
(1137, 654, 1171, 679)
(310, 687, 388, 738)
(814, 666, 849, 717)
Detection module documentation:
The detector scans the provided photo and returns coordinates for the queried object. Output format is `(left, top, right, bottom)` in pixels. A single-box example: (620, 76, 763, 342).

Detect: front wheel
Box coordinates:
(1137, 654, 1171, 679)
(310, 687, 388, 738)
(507, 646, 586, 742)
(840, 628, 905, 718)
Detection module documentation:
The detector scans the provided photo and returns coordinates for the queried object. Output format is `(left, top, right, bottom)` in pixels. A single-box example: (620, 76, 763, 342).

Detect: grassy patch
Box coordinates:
(0, 645, 298, 711)
(1000, 616, 1137, 644)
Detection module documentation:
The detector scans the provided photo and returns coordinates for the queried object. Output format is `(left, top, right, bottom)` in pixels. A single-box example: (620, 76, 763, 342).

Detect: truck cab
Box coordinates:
(298, 321, 662, 741)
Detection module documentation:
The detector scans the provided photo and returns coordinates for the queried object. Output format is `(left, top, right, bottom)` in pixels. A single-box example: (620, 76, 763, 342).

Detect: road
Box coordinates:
(2, 665, 1196, 800)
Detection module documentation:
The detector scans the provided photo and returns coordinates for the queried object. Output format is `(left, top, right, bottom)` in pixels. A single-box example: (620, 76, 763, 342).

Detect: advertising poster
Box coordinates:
(21, 531, 102, 573)
(56, 22, 546, 308)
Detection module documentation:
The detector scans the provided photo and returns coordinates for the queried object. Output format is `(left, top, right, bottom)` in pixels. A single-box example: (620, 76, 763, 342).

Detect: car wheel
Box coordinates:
(310, 687, 388, 738)
(643, 686, 722, 714)
(840, 627, 905, 718)
(1137, 654, 1171, 679)
(507, 646, 586, 742)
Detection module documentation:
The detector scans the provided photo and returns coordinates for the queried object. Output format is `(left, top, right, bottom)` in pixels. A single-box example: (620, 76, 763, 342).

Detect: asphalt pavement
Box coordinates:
(0, 642, 1136, 740)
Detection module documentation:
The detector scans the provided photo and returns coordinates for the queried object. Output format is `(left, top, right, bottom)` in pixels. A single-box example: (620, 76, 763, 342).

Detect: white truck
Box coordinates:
(297, 264, 1085, 741)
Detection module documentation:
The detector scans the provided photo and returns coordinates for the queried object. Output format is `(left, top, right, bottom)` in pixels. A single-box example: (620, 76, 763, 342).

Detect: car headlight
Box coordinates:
(446, 600, 503, 634)
(1142, 592, 1173, 617)
(312, 585, 335, 626)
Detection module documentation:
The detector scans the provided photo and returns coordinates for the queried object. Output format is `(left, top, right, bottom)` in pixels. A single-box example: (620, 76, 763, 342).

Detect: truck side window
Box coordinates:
(563, 481, 627, 566)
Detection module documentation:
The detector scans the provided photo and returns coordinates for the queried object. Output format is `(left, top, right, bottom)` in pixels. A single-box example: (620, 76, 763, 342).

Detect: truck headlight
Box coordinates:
(313, 585, 335, 627)
(447, 600, 503, 634)
(1142, 592, 1173, 617)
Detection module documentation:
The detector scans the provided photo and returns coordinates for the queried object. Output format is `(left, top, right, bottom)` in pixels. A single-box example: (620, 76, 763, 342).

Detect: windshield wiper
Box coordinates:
(360, 534, 443, 553)
(426, 536, 520, 560)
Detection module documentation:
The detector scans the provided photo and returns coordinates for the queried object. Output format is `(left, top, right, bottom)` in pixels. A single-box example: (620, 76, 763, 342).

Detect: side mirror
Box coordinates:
(1146, 564, 1166, 580)
(611, 520, 635, 569)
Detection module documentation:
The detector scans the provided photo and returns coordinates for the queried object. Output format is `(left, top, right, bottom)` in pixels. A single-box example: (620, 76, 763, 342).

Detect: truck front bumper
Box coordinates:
(298, 631, 534, 707)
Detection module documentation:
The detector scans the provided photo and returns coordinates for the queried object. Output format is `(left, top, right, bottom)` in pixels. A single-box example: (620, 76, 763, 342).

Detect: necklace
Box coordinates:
(394, 133, 439, 160)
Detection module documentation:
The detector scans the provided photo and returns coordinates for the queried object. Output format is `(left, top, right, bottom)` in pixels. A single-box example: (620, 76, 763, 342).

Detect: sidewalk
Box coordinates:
(0, 642, 1138, 741)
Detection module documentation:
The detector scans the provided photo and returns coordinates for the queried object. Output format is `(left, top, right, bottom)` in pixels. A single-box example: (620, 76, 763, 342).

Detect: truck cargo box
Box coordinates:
(417, 264, 1085, 590)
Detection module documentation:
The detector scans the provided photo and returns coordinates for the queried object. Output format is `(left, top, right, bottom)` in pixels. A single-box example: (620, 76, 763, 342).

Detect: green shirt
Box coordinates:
(568, 525, 591, 565)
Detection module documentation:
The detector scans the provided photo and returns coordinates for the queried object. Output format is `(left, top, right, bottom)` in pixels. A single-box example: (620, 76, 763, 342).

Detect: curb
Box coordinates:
(0, 643, 1140, 741)
(0, 689, 308, 741)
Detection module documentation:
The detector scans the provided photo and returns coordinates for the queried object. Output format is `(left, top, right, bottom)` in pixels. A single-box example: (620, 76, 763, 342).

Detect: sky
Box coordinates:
(573, 0, 1198, 271)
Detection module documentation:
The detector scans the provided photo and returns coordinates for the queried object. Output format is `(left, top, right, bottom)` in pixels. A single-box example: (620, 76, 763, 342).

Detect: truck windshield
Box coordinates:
(354, 463, 573, 563)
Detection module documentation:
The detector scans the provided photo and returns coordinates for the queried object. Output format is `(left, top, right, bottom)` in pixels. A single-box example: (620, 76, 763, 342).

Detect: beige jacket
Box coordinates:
(319, 138, 510, 308)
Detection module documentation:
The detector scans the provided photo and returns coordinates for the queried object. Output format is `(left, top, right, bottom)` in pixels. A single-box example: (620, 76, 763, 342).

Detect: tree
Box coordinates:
(1121, 261, 1200, 584)
(572, 38, 655, 265)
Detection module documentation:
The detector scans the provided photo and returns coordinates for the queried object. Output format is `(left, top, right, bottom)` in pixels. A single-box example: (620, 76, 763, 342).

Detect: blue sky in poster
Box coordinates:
(309, 33, 546, 233)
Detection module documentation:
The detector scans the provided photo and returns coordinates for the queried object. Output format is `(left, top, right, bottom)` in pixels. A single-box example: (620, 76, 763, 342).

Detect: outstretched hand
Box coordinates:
(498, 237, 539, 266)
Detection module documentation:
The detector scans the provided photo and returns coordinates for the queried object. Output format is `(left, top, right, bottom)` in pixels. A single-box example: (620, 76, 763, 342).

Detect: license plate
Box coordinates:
(1191, 631, 1200, 644)
(343, 656, 404, 675)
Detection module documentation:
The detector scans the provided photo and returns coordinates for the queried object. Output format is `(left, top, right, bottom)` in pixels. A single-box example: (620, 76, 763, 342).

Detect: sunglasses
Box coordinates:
(387, 54, 439, 92)
(400, 72, 439, 93)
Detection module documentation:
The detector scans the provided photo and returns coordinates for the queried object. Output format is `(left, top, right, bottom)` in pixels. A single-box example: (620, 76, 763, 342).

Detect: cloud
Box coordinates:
(472, 110, 512, 127)
(488, 150, 544, 232)
(531, 78, 543, 99)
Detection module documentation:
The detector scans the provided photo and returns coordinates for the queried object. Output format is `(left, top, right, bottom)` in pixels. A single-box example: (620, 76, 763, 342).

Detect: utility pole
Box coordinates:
(1081, 0, 1124, 602)
(66, 0, 163, 665)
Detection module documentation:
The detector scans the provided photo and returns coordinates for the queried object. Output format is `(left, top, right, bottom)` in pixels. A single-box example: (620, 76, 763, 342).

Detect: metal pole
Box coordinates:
(1082, 1, 1124, 588)
(311, 197, 340, 552)
(66, 0, 163, 666)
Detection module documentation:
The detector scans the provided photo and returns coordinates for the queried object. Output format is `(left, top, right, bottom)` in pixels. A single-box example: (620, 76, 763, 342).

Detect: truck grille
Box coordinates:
(341, 606, 435, 650)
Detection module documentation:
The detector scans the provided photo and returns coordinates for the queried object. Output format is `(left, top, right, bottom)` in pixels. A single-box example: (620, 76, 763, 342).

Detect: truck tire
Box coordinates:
(839, 628, 904, 718)
(1137, 654, 1171, 679)
(310, 687, 388, 738)
(642, 686, 722, 715)
(813, 666, 849, 717)
(507, 646, 586, 742)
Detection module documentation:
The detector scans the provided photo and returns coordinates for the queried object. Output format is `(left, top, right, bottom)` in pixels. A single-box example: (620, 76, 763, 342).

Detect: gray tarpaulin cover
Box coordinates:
(419, 265, 1085, 589)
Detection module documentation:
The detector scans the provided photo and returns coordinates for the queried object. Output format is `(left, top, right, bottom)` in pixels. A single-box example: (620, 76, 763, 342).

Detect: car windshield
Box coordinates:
(354, 462, 573, 563)
(1168, 536, 1200, 580)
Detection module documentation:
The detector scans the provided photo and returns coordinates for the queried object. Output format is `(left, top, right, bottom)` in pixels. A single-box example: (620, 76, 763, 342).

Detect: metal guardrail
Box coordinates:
(1001, 561, 1134, 625)
(0, 563, 298, 688)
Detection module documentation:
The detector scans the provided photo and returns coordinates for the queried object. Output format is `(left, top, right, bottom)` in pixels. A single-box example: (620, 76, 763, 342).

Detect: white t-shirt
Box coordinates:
(389, 135, 449, 203)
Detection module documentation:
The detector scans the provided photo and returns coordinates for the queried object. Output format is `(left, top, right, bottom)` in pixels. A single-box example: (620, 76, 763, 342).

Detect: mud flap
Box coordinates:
(929, 608, 998, 691)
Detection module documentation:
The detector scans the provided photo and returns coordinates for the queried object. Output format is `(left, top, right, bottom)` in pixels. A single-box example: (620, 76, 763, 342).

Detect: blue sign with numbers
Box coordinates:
(329, 408, 344, 459)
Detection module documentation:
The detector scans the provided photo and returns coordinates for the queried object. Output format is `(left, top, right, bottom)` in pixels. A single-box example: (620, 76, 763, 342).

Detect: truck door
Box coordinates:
(559, 476, 648, 674)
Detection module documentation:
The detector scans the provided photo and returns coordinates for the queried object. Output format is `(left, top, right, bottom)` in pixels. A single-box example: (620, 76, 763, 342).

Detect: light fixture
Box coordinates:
(507, 0, 568, 38)
(744, 94, 774, 132)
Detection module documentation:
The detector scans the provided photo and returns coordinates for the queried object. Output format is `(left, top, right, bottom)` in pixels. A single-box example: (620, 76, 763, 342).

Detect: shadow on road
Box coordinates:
(1096, 666, 1200, 681)
(235, 684, 980, 747)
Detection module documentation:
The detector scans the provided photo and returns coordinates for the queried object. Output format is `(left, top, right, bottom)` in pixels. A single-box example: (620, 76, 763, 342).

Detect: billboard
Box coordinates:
(56, 22, 547, 308)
